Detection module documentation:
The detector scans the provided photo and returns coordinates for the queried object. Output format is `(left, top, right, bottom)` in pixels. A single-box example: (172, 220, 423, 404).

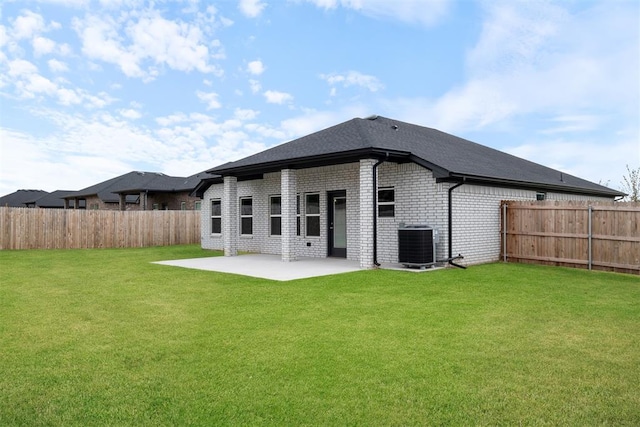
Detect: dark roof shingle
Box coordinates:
(209, 116, 622, 197)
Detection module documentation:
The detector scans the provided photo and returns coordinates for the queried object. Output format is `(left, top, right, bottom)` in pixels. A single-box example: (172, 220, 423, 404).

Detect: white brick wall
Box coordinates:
(376, 162, 448, 263)
(201, 161, 614, 267)
(201, 163, 362, 260)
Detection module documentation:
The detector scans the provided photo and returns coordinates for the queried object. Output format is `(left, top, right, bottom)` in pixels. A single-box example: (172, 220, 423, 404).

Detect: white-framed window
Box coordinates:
(210, 199, 221, 234)
(240, 197, 253, 235)
(270, 195, 282, 236)
(181, 201, 187, 210)
(195, 201, 202, 210)
(536, 192, 546, 201)
(378, 187, 395, 217)
(305, 193, 320, 237)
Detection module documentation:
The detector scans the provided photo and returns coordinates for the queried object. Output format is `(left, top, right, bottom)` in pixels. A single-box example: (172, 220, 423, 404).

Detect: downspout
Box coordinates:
(372, 153, 389, 267)
(448, 179, 466, 269)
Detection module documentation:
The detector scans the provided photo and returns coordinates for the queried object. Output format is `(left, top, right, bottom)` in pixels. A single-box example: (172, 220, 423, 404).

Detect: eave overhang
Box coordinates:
(436, 173, 624, 198)
(207, 148, 412, 178)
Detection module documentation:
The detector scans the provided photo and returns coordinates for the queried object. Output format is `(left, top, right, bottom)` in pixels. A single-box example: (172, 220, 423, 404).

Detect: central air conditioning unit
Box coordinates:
(398, 224, 438, 269)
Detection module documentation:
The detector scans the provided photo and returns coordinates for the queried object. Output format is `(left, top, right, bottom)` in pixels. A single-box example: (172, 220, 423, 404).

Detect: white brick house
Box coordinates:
(195, 116, 621, 268)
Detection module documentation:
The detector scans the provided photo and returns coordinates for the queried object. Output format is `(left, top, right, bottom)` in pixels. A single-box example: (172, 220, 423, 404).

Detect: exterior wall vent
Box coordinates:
(398, 224, 438, 268)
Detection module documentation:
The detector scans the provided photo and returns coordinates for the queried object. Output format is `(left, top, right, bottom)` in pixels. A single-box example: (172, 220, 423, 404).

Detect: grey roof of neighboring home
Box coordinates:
(0, 189, 49, 207)
(208, 115, 623, 197)
(113, 170, 213, 194)
(64, 170, 211, 203)
(29, 190, 85, 208)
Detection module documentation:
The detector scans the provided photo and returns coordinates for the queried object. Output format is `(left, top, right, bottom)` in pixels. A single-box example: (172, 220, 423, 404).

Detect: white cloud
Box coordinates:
(72, 10, 222, 81)
(8, 59, 39, 76)
(303, 0, 451, 26)
(73, 14, 145, 78)
(234, 108, 259, 120)
(47, 59, 69, 72)
(249, 79, 261, 94)
(128, 11, 219, 74)
(263, 90, 293, 104)
(119, 109, 142, 119)
(386, 1, 639, 135)
(0, 25, 8, 48)
(32, 36, 56, 56)
(0, 126, 133, 195)
(539, 115, 602, 135)
(6, 58, 114, 107)
(12, 11, 45, 40)
(38, 0, 90, 7)
(505, 133, 639, 190)
(320, 70, 383, 93)
(278, 105, 369, 140)
(196, 90, 222, 109)
(156, 113, 189, 127)
(239, 0, 267, 18)
(56, 87, 82, 105)
(57, 43, 73, 56)
(247, 60, 265, 75)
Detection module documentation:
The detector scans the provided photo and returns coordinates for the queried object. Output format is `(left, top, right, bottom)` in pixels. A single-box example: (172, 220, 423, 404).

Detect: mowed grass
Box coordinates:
(1, 245, 639, 426)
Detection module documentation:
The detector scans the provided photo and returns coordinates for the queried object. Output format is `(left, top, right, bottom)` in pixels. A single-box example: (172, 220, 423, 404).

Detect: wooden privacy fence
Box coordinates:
(500, 201, 639, 275)
(0, 207, 201, 250)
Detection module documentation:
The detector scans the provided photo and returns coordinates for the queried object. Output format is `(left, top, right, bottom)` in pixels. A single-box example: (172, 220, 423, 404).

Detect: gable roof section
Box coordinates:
(29, 190, 85, 208)
(209, 115, 622, 198)
(0, 189, 49, 207)
(113, 170, 215, 195)
(65, 171, 170, 203)
(64, 170, 208, 203)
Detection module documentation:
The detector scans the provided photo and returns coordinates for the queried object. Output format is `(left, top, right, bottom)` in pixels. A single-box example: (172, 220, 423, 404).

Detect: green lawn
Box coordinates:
(1, 245, 639, 426)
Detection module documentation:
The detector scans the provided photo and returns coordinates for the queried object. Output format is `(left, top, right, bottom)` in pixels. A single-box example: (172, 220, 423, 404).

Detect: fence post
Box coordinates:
(588, 205, 593, 270)
(502, 202, 508, 262)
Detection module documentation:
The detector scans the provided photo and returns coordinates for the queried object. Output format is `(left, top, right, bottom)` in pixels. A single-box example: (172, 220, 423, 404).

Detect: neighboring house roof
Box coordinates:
(113, 170, 212, 195)
(26, 190, 86, 208)
(65, 171, 174, 203)
(208, 115, 623, 198)
(0, 189, 49, 207)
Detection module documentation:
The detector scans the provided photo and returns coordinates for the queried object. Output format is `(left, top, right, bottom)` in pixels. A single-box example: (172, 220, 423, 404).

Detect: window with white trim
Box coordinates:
(270, 195, 281, 236)
(210, 199, 221, 234)
(240, 197, 253, 235)
(378, 187, 395, 217)
(305, 193, 320, 237)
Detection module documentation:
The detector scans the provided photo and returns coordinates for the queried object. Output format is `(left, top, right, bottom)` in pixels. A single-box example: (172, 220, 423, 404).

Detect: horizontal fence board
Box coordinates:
(0, 207, 201, 250)
(506, 205, 640, 212)
(501, 201, 639, 275)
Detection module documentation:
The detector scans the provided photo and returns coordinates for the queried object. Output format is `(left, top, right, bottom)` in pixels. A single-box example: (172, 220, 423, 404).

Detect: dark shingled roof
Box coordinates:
(29, 190, 84, 208)
(64, 171, 207, 203)
(113, 170, 214, 194)
(208, 115, 622, 198)
(0, 189, 49, 207)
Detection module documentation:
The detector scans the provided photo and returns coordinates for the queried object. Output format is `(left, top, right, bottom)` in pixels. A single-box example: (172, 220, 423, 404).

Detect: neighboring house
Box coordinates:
(25, 190, 86, 209)
(0, 189, 49, 207)
(64, 171, 205, 211)
(195, 115, 623, 268)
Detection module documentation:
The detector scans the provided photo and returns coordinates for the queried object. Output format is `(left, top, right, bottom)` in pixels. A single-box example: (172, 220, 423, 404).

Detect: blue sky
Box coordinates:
(1, 0, 638, 196)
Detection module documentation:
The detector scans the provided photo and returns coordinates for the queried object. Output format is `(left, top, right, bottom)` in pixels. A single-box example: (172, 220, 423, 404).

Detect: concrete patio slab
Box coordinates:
(153, 254, 444, 281)
(153, 254, 362, 281)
